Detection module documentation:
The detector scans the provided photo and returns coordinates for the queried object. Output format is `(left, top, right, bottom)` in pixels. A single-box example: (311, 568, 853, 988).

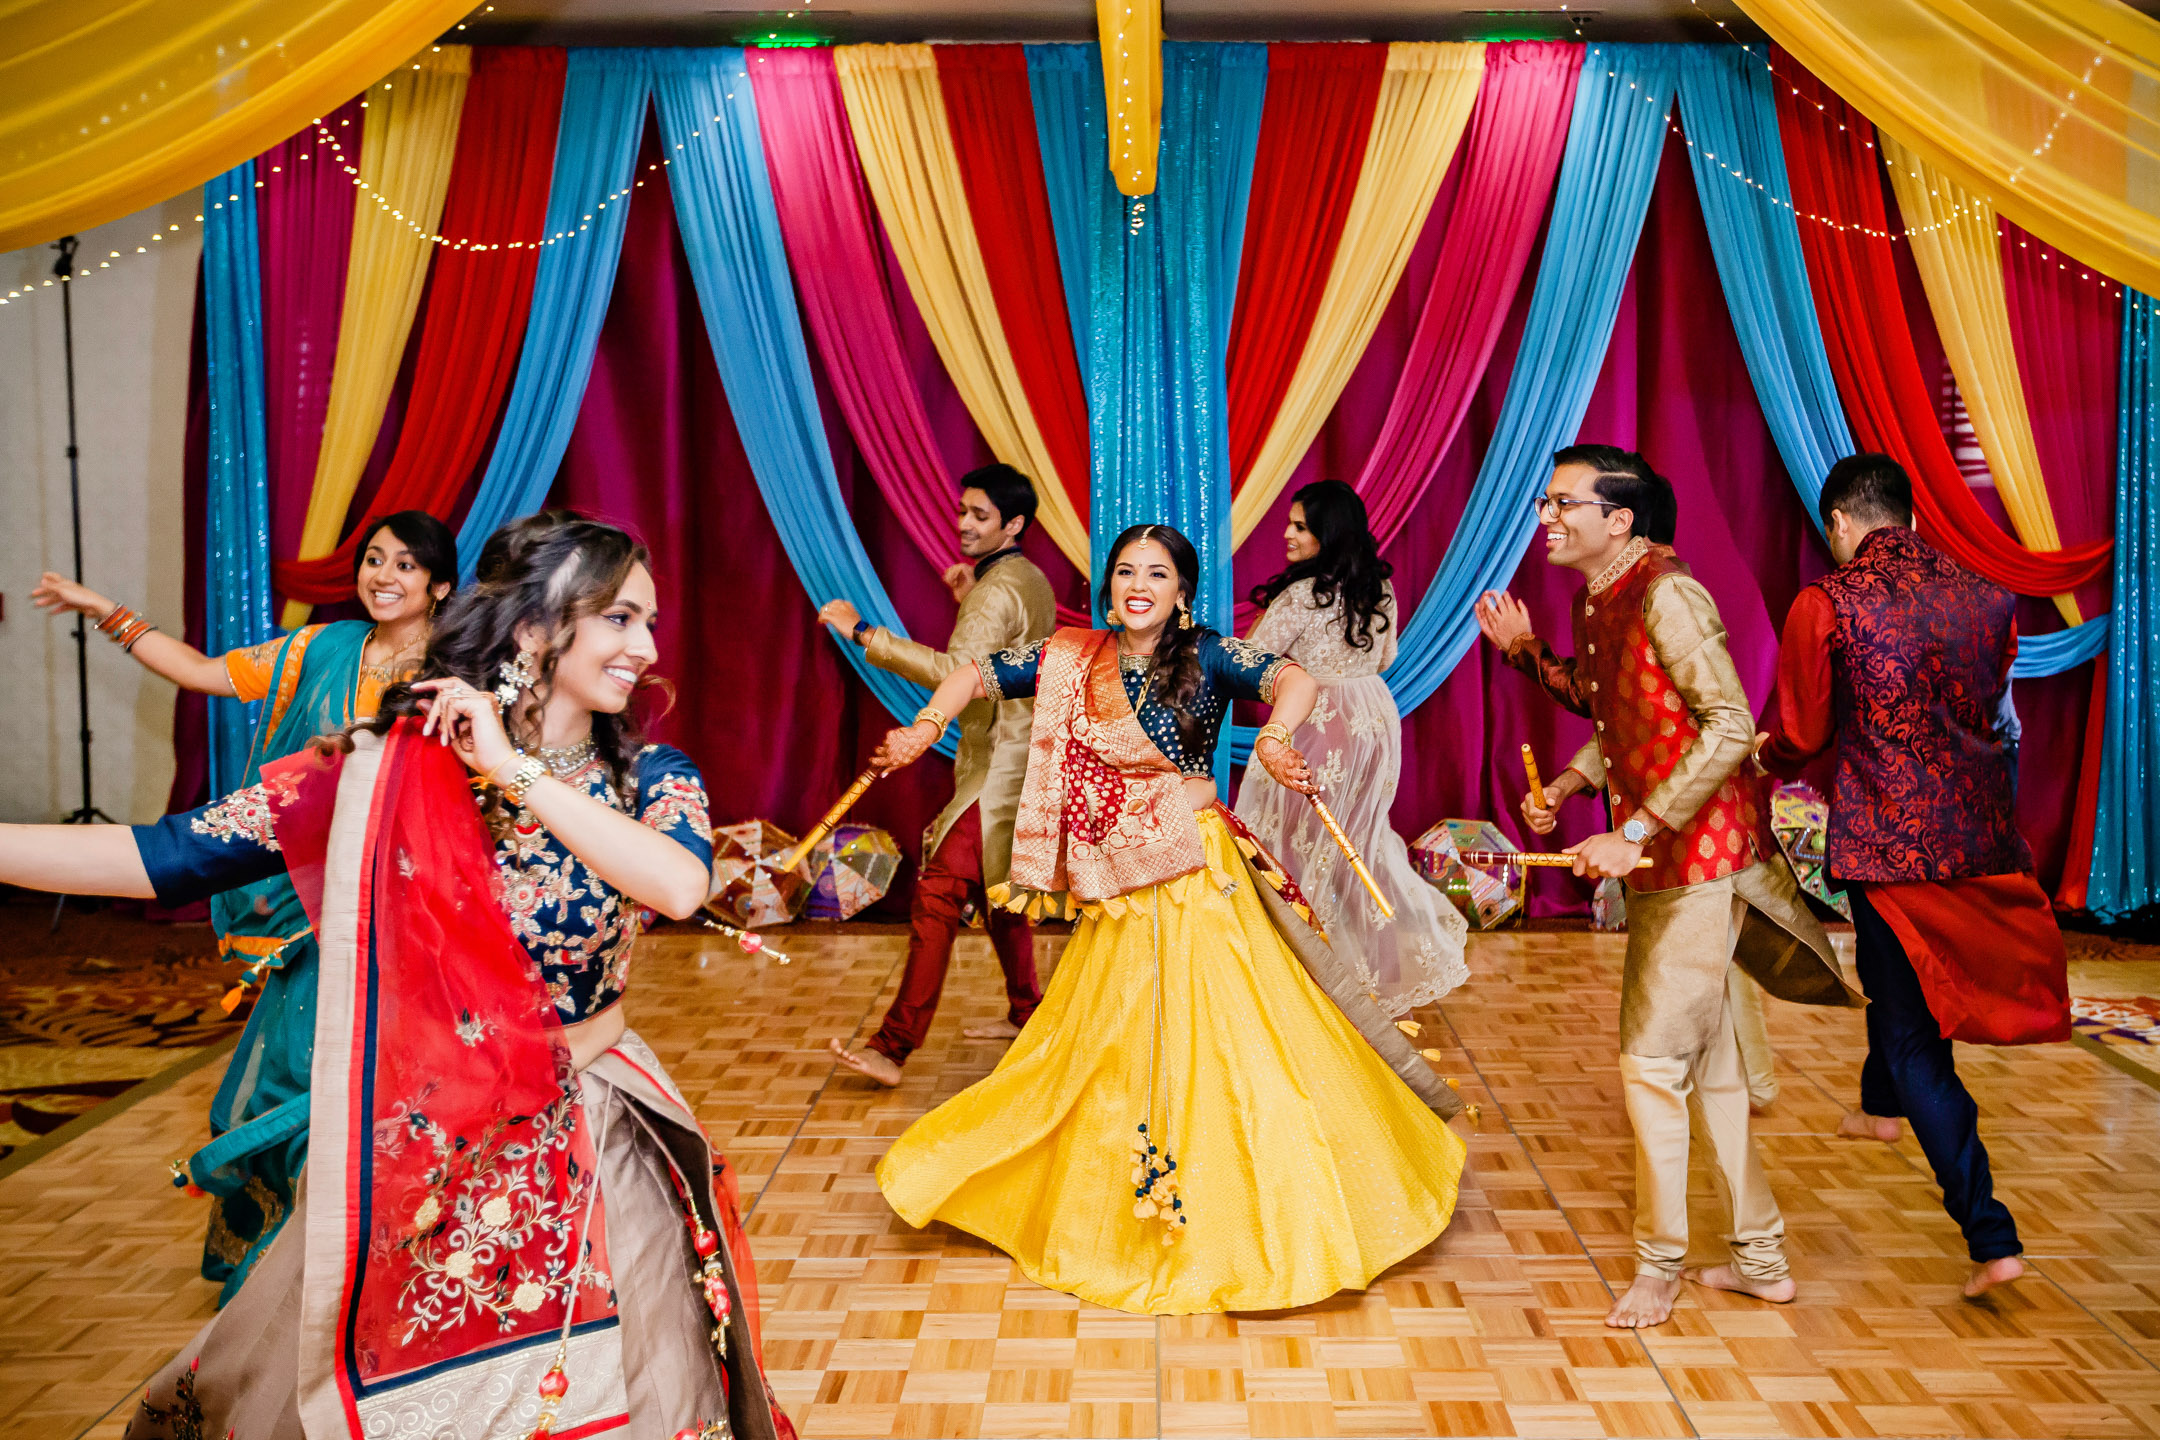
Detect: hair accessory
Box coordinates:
(495, 650, 539, 711)
(913, 705, 951, 735)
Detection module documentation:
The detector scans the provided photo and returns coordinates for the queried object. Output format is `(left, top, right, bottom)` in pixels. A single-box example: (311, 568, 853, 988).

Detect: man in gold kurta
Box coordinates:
(1476, 445, 1863, 1328)
(818, 465, 1058, 1086)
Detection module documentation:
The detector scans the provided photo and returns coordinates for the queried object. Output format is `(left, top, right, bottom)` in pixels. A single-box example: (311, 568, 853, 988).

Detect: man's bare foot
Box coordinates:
(1605, 1274, 1682, 1328)
(827, 1037, 902, 1087)
(1836, 1111, 1902, 1142)
(960, 1018, 1023, 1041)
(1684, 1264, 1797, 1305)
(1963, 1255, 2026, 1298)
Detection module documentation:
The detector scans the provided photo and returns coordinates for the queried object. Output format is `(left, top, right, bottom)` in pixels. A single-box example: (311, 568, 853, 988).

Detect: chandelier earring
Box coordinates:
(495, 650, 539, 712)
(1176, 597, 1194, 630)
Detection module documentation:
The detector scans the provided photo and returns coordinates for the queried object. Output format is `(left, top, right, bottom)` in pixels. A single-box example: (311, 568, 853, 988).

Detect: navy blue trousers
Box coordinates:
(1848, 884, 2022, 1263)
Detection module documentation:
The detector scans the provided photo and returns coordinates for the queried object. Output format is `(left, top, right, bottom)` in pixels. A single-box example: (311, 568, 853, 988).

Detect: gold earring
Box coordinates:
(1177, 598, 1194, 630)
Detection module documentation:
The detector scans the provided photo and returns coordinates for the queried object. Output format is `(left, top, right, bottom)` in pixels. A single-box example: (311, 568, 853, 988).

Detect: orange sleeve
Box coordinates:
(223, 636, 284, 704)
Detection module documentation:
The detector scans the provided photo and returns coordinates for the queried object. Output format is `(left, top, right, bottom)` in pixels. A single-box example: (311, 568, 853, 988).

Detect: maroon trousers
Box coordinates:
(867, 804, 1040, 1065)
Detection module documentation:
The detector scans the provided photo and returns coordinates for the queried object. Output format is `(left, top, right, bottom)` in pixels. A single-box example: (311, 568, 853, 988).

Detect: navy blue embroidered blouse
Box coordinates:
(133, 745, 714, 1022)
(979, 630, 1293, 777)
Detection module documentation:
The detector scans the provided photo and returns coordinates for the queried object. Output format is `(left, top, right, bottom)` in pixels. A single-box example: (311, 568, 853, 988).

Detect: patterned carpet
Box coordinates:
(2066, 927, 2160, 1088)
(0, 894, 240, 1163)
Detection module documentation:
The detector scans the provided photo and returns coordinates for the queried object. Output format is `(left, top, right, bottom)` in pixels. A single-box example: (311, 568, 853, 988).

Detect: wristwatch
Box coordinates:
(851, 619, 873, 645)
(1620, 816, 1653, 845)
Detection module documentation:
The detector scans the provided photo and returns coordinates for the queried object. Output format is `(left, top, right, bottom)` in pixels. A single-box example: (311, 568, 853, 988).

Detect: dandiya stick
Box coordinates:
(1309, 790, 1394, 920)
(774, 765, 880, 873)
(1456, 849, 1653, 870)
(1521, 744, 1548, 810)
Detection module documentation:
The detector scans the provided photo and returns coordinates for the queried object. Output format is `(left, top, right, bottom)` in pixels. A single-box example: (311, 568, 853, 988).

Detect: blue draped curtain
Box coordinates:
(1032, 41, 1264, 784)
(456, 50, 651, 578)
(2088, 290, 2159, 920)
(651, 48, 955, 756)
(202, 161, 274, 795)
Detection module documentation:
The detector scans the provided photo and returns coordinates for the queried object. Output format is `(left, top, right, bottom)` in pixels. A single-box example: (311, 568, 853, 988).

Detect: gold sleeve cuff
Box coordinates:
(1257, 656, 1295, 704)
(977, 658, 1005, 705)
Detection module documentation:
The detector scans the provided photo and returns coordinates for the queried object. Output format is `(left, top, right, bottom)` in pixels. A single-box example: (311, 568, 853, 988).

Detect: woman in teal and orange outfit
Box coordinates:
(32, 510, 457, 1298)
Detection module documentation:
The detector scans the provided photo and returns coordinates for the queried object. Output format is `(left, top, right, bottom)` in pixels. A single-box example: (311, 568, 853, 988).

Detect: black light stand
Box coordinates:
(52, 235, 113, 926)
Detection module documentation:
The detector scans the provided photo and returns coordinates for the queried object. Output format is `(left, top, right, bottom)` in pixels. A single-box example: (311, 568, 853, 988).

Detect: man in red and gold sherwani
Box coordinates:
(1478, 445, 1864, 1329)
(1759, 453, 2069, 1300)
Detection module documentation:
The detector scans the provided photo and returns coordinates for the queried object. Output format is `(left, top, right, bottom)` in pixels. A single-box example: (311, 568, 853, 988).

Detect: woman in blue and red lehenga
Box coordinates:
(0, 513, 793, 1440)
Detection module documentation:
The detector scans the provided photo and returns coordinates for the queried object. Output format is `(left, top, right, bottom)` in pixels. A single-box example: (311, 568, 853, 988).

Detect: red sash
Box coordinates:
(267, 723, 624, 1438)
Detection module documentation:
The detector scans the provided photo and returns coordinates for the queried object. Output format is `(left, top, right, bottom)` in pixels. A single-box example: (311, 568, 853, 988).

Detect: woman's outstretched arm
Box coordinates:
(0, 823, 154, 898)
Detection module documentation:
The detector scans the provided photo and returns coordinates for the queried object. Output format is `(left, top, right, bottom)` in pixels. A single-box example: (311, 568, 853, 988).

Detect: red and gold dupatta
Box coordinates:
(266, 722, 626, 1438)
(997, 628, 1206, 917)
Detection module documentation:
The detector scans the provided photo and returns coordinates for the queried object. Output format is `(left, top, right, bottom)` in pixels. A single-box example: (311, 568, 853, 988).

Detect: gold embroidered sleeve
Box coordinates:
(1636, 575, 1755, 830)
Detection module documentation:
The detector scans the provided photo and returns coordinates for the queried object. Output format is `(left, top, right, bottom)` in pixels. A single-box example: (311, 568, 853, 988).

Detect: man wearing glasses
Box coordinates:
(1474, 444, 1862, 1329)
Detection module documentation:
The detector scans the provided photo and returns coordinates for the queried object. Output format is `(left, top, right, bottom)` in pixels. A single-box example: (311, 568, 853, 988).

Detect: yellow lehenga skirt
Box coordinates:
(876, 808, 1467, 1315)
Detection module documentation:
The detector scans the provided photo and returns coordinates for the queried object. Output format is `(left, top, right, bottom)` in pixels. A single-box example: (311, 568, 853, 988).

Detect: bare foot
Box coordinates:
(961, 1018, 1022, 1040)
(1963, 1255, 2026, 1298)
(1836, 1111, 1902, 1142)
(1605, 1274, 1682, 1328)
(1684, 1264, 1797, 1305)
(827, 1037, 902, 1087)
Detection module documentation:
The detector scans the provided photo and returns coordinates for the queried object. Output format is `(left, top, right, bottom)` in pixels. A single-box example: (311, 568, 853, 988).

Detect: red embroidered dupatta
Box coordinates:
(266, 723, 623, 1438)
(1002, 629, 1206, 913)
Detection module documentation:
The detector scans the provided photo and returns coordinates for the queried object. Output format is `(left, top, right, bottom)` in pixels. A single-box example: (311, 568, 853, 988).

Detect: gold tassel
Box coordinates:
(1395, 1019, 1422, 1038)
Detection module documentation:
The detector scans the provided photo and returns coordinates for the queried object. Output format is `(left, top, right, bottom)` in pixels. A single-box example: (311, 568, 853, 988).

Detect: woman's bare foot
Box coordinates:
(1963, 1255, 2026, 1298)
(1836, 1111, 1902, 1142)
(1605, 1274, 1682, 1328)
(827, 1037, 902, 1087)
(1684, 1264, 1797, 1305)
(961, 1018, 1022, 1040)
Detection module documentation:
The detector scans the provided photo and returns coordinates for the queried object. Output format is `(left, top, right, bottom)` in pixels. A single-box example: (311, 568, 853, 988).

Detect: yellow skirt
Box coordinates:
(876, 809, 1466, 1314)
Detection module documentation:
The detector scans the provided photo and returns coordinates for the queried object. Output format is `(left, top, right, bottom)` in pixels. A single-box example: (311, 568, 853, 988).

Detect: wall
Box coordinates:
(0, 193, 202, 824)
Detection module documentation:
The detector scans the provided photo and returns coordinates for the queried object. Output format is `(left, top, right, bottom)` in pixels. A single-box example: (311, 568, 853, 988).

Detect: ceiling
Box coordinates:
(460, 0, 1771, 46)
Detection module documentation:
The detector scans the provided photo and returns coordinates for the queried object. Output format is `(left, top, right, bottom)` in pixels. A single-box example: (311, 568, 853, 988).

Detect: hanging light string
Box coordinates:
(1665, 12, 2132, 301)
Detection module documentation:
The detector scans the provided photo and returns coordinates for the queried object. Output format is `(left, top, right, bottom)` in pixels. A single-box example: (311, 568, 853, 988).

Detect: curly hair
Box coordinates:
(1248, 480, 1393, 651)
(362, 511, 663, 830)
(1098, 523, 1212, 757)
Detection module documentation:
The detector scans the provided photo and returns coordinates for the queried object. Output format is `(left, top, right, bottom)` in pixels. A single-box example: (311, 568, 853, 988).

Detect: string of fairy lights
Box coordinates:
(6, 26, 2145, 314)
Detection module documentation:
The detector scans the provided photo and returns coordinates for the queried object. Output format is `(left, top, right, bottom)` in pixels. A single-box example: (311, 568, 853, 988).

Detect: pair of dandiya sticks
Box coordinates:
(1472, 744, 1655, 872)
(774, 759, 1403, 919)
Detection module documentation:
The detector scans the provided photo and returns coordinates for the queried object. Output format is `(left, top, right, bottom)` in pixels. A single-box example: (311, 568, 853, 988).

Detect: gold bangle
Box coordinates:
(498, 757, 546, 808)
(913, 706, 950, 734)
(1255, 722, 1294, 749)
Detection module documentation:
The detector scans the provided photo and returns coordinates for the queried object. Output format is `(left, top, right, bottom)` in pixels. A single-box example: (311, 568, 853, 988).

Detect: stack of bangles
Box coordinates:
(96, 603, 158, 653)
(1254, 722, 1294, 750)
(913, 706, 950, 736)
(487, 753, 548, 807)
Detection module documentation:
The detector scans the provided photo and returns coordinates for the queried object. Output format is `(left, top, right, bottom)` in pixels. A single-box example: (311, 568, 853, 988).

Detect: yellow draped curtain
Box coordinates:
(0, 0, 479, 251)
(1097, 0, 1163, 196)
(1229, 42, 1486, 548)
(1732, 0, 2160, 295)
(1883, 133, 2085, 626)
(283, 48, 470, 630)
(832, 43, 1093, 572)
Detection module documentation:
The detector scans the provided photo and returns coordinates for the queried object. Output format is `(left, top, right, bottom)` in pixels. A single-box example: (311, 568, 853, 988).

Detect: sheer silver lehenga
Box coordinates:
(1235, 579, 1469, 1016)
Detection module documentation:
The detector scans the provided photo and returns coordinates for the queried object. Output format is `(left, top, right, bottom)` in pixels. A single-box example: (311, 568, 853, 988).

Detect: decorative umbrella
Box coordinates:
(803, 824, 902, 921)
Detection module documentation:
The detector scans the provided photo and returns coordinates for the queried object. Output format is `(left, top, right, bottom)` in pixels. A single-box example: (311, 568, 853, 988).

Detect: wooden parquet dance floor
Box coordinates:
(5, 922, 2159, 1440)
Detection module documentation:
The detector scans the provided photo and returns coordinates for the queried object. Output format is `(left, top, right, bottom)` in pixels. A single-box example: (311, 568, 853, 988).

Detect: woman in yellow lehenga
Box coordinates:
(868, 523, 1467, 1316)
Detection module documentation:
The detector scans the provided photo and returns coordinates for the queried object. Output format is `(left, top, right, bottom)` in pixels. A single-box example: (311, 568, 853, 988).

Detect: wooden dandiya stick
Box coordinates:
(1455, 849, 1653, 870)
(699, 915, 792, 965)
(1308, 789, 1394, 920)
(1520, 743, 1548, 810)
(773, 765, 881, 873)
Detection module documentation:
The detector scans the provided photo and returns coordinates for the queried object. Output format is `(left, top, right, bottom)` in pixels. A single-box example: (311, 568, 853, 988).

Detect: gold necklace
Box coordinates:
(529, 734, 598, 777)
(361, 624, 428, 684)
